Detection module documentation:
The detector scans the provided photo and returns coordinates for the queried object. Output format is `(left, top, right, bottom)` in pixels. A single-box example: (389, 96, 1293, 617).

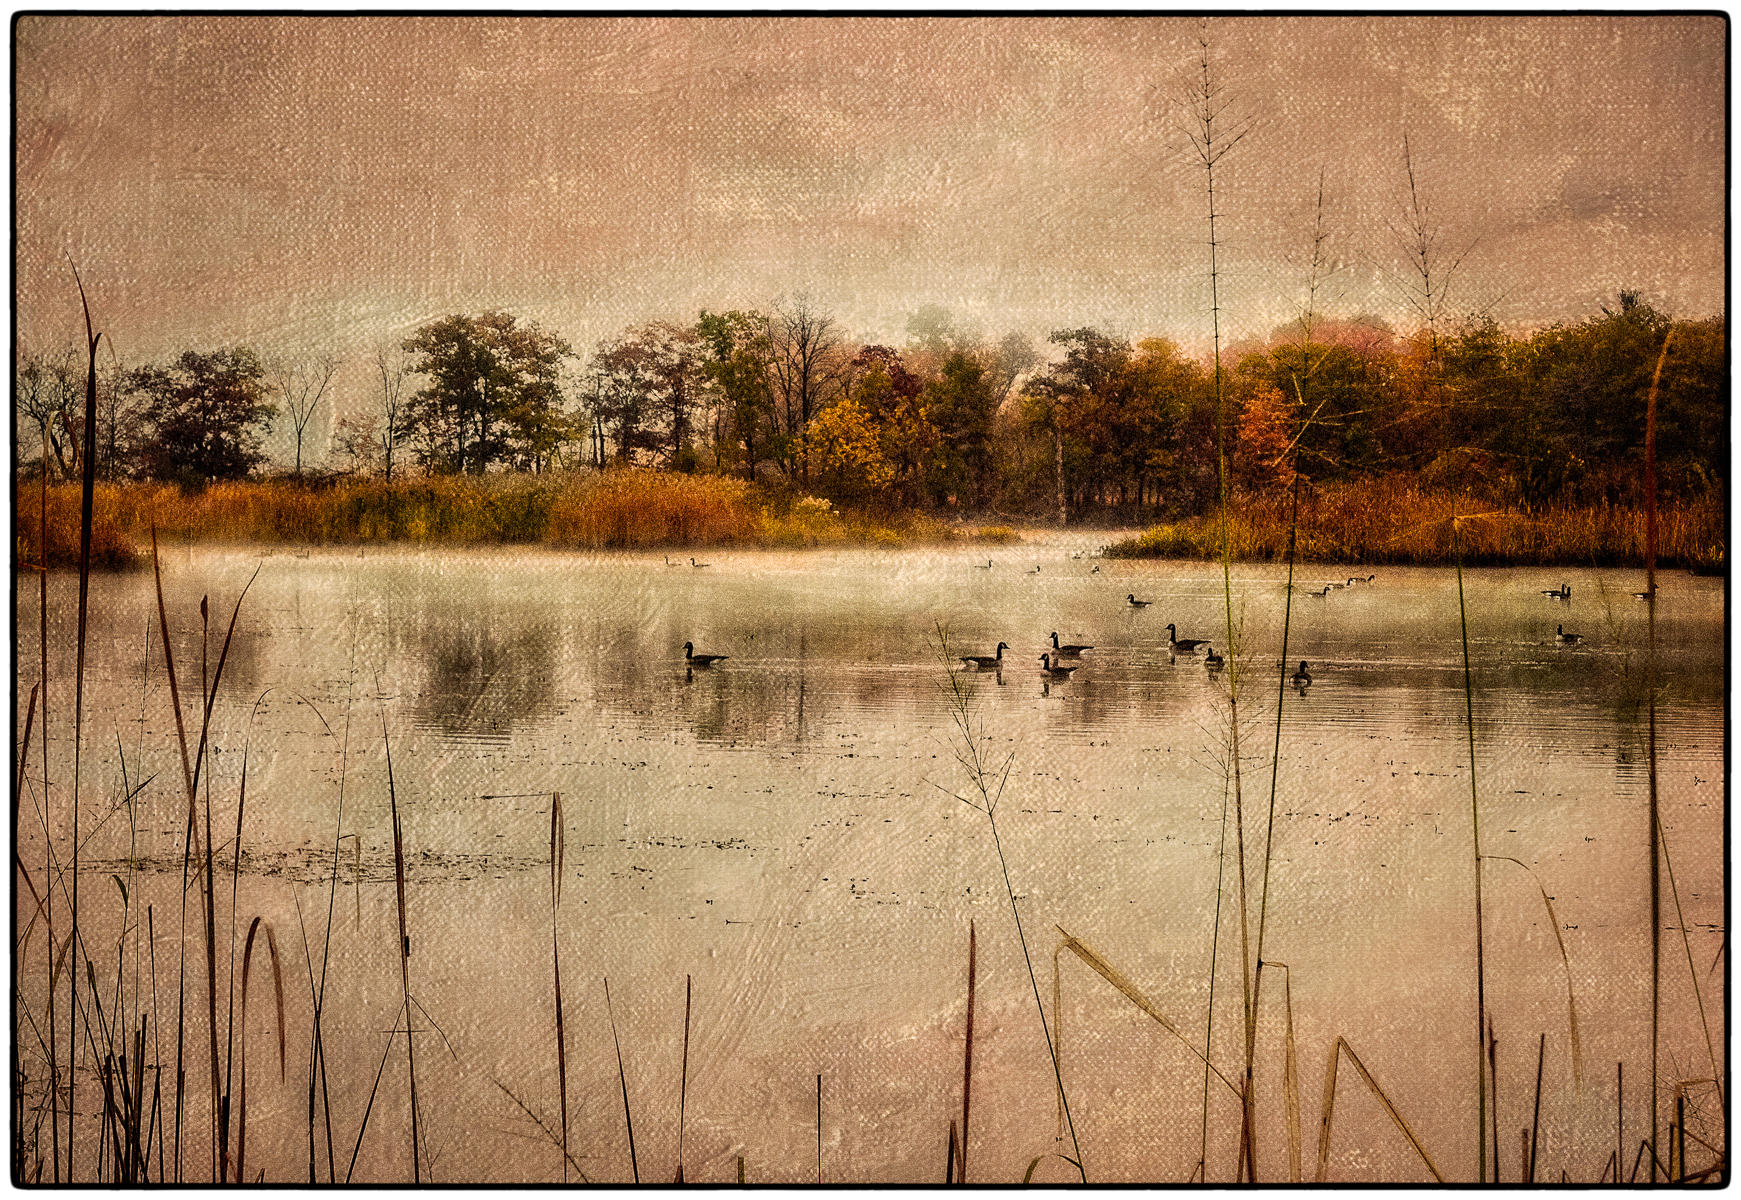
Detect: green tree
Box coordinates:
(127, 348, 277, 485)
(923, 352, 999, 507)
(403, 311, 573, 474)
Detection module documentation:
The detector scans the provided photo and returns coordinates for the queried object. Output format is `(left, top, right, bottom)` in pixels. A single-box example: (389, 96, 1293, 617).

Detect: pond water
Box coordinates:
(15, 536, 1726, 1183)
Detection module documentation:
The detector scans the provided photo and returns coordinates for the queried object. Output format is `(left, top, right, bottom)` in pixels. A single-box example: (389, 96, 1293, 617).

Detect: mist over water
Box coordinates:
(17, 538, 1723, 1182)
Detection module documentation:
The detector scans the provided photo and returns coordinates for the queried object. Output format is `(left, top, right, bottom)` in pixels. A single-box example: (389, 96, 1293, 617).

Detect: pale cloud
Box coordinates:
(16, 14, 1725, 372)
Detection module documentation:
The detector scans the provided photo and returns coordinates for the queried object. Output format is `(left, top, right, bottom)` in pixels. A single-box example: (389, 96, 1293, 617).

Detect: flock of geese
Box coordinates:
(680, 566, 1627, 675)
(952, 606, 1314, 687)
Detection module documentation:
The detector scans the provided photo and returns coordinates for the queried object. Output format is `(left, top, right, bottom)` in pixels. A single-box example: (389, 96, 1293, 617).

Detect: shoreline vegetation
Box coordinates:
(1103, 476, 1725, 571)
(14, 470, 1722, 572)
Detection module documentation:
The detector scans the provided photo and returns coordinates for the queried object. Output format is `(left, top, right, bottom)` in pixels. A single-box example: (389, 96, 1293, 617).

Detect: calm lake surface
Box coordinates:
(16, 536, 1726, 1183)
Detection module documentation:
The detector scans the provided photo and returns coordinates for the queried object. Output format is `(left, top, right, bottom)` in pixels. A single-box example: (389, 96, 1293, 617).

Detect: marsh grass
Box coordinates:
(17, 470, 960, 563)
(1105, 478, 1724, 569)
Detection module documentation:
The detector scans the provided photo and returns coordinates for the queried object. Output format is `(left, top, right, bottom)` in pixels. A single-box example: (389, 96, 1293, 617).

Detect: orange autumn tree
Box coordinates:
(1235, 380, 1298, 491)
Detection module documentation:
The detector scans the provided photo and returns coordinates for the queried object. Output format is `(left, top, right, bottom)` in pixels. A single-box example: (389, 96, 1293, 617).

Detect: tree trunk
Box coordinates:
(1053, 424, 1067, 527)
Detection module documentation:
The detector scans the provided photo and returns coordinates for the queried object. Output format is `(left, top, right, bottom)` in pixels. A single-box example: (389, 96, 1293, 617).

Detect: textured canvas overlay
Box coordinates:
(12, 15, 1726, 1186)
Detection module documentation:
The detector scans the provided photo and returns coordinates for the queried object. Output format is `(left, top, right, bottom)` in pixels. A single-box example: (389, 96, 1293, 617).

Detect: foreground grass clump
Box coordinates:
(1104, 477, 1725, 569)
(14, 470, 964, 563)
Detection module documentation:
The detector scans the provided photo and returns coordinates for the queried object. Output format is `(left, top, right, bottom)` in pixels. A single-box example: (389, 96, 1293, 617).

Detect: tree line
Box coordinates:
(14, 290, 1723, 518)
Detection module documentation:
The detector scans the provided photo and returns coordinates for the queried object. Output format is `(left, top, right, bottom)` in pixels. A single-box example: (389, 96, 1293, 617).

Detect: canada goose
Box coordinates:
(1291, 660, 1313, 686)
(1540, 583, 1570, 599)
(683, 641, 728, 666)
(664, 555, 682, 567)
(1364, 574, 1376, 583)
(1328, 578, 1354, 590)
(1127, 594, 1152, 608)
(960, 642, 1009, 668)
(1050, 632, 1094, 656)
(1028, 565, 1042, 574)
(1167, 624, 1208, 654)
(1555, 625, 1582, 645)
(1305, 585, 1333, 598)
(1632, 588, 1655, 601)
(1203, 647, 1225, 670)
(1039, 653, 1080, 679)
(690, 557, 710, 568)
(973, 560, 993, 570)
(1091, 565, 1101, 574)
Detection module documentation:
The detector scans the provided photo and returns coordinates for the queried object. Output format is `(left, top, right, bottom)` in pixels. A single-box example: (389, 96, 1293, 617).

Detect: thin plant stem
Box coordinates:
(1453, 511, 1489, 1183)
(1200, 772, 1232, 1180)
(1642, 328, 1672, 1175)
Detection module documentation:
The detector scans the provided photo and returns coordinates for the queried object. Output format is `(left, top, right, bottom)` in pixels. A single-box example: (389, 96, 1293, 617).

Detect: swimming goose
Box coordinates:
(664, 555, 682, 567)
(1166, 624, 1208, 654)
(1127, 594, 1153, 608)
(1540, 583, 1570, 599)
(1555, 625, 1582, 645)
(1203, 647, 1225, 670)
(1291, 660, 1313, 686)
(1028, 565, 1042, 574)
(1632, 588, 1655, 601)
(973, 560, 993, 570)
(1328, 577, 1356, 590)
(1050, 632, 1095, 656)
(960, 642, 1009, 668)
(1039, 653, 1080, 679)
(684, 641, 728, 666)
(690, 557, 710, 568)
(1091, 565, 1101, 574)
(1305, 585, 1333, 598)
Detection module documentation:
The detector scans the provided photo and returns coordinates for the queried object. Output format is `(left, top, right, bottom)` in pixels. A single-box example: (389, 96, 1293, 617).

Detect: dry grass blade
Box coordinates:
(1275, 964, 1301, 1183)
(1054, 925, 1240, 1096)
(234, 917, 288, 1182)
(603, 976, 639, 1183)
(1314, 1037, 1443, 1182)
(961, 918, 975, 1185)
(343, 1032, 398, 1184)
(547, 792, 569, 1182)
(1022, 1152, 1082, 1183)
(677, 974, 691, 1183)
(1482, 855, 1584, 1089)
(16, 683, 39, 799)
(149, 527, 195, 803)
(1657, 816, 1724, 1110)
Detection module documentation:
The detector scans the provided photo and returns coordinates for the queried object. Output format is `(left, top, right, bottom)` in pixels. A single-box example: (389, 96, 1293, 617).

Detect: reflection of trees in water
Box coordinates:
(412, 616, 560, 741)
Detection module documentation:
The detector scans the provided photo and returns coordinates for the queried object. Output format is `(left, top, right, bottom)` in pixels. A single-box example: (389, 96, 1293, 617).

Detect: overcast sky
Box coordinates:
(16, 14, 1726, 383)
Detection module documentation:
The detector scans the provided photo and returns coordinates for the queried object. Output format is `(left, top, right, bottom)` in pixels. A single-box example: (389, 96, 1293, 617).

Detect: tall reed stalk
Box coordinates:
(380, 712, 421, 1181)
(1453, 507, 1489, 1184)
(1246, 170, 1337, 1180)
(547, 793, 570, 1181)
(1177, 25, 1258, 1178)
(1642, 328, 1672, 1177)
(37, 407, 60, 1182)
(66, 254, 104, 1183)
(959, 919, 975, 1184)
